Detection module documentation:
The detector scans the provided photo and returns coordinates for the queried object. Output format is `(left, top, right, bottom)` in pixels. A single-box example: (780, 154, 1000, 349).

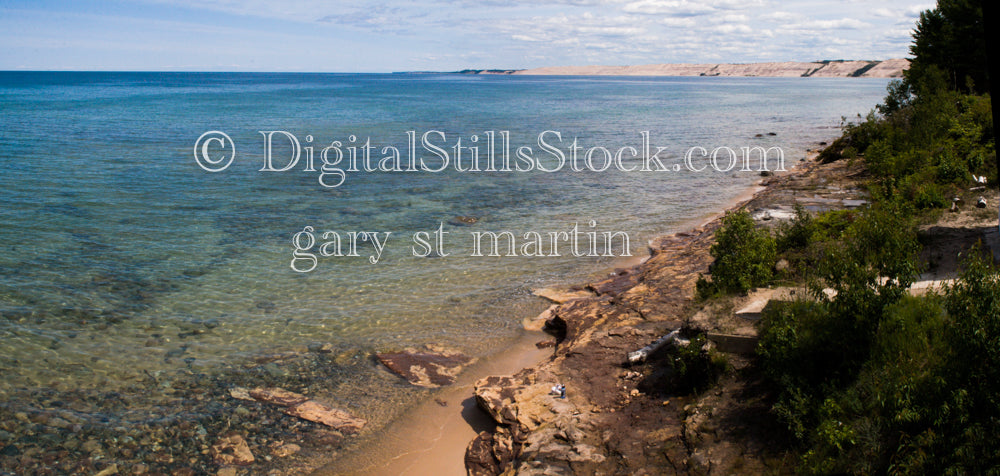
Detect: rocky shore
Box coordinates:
(0, 150, 900, 475)
(462, 153, 880, 475)
(9, 150, 984, 476)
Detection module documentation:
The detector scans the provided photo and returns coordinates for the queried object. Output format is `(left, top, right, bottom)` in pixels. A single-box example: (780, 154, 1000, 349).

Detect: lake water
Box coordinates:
(0, 71, 889, 471)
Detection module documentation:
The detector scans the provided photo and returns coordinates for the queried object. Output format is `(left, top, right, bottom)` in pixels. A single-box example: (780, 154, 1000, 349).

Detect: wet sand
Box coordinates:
(313, 330, 551, 475)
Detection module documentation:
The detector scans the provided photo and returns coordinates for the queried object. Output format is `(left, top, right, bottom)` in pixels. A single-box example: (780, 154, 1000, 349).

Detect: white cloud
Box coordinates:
(760, 11, 803, 22)
(2, 0, 933, 71)
(906, 4, 935, 16)
(623, 0, 714, 16)
(712, 23, 753, 34)
(660, 16, 696, 27)
(809, 18, 869, 30)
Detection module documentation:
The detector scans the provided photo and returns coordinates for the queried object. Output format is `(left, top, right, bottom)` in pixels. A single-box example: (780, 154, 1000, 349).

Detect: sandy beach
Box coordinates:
(313, 332, 550, 475)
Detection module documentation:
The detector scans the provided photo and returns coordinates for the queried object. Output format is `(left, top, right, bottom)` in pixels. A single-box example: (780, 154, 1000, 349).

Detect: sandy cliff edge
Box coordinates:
(512, 59, 909, 78)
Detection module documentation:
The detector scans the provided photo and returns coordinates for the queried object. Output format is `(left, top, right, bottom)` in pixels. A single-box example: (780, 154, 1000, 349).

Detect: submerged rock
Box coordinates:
(376, 346, 472, 388)
(448, 215, 479, 226)
(248, 387, 308, 407)
(228, 387, 254, 402)
(210, 434, 254, 466)
(272, 443, 301, 458)
(532, 287, 593, 304)
(284, 401, 366, 434)
(241, 386, 366, 434)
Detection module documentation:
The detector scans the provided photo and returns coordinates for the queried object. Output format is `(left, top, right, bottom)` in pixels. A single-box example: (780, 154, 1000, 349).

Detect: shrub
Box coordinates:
(777, 204, 814, 252)
(864, 138, 896, 178)
(753, 2, 997, 473)
(758, 243, 1000, 475)
(700, 210, 776, 296)
(913, 182, 948, 209)
(938, 243, 1000, 473)
(668, 335, 728, 395)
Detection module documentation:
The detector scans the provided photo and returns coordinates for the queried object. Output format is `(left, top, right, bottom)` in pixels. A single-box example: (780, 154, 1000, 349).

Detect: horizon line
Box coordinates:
(0, 58, 912, 75)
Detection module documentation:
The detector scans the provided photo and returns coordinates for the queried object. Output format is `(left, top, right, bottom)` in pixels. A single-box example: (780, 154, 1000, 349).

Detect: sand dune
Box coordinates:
(512, 58, 908, 78)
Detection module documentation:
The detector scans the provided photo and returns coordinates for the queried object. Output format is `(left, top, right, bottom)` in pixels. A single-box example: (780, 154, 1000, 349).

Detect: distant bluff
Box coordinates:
(483, 59, 910, 78)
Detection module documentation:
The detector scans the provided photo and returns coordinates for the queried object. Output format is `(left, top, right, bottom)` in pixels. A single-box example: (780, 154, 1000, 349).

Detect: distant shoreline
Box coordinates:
(450, 58, 908, 78)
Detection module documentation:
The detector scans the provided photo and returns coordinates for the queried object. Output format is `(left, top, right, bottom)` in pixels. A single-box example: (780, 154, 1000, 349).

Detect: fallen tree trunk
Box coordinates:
(627, 328, 685, 364)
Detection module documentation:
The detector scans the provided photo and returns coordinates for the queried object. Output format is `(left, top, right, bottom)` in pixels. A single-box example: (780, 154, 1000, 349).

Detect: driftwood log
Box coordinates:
(627, 329, 687, 364)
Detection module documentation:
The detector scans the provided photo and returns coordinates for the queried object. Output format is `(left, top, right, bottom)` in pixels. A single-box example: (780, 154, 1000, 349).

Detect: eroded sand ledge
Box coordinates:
(509, 58, 909, 78)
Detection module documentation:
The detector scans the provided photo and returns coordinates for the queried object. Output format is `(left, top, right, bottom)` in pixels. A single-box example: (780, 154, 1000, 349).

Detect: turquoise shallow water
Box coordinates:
(1, 71, 889, 401)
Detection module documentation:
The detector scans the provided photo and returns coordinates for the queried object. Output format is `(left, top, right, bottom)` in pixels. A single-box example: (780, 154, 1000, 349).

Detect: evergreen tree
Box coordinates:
(907, 0, 989, 94)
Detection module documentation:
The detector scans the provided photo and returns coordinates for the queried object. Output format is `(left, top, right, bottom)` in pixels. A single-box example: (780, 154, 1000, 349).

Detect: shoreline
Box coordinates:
(456, 146, 867, 474)
(312, 330, 551, 475)
(309, 151, 815, 475)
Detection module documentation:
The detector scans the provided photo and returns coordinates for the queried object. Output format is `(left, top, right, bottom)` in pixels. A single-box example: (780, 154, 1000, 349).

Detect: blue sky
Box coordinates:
(0, 0, 933, 72)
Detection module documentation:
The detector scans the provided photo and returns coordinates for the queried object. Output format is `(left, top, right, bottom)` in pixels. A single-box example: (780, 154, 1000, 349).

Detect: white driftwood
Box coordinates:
(628, 329, 685, 364)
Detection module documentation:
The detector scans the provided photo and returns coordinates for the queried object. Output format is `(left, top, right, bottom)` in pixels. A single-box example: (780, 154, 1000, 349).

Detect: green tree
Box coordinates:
(938, 244, 1000, 473)
(703, 210, 776, 295)
(907, 0, 989, 94)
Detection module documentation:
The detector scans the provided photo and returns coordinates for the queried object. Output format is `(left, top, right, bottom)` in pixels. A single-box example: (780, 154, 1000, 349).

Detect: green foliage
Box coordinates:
(832, 88, 993, 210)
(778, 207, 857, 252)
(938, 244, 1000, 473)
(757, 300, 832, 431)
(912, 181, 948, 209)
(817, 202, 920, 306)
(842, 111, 884, 154)
(863, 138, 896, 177)
(907, 0, 989, 94)
(775, 207, 859, 281)
(777, 204, 814, 251)
(758, 244, 1000, 475)
(754, 3, 997, 473)
(877, 79, 912, 115)
(798, 295, 950, 475)
(667, 334, 728, 395)
(809, 209, 856, 240)
(698, 210, 776, 296)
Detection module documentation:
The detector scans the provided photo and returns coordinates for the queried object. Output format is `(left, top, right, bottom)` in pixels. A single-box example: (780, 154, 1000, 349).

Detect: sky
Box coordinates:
(0, 0, 934, 72)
